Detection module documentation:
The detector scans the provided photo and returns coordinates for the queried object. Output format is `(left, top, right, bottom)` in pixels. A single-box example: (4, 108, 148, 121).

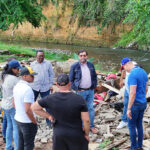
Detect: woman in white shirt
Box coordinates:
(1, 60, 22, 150)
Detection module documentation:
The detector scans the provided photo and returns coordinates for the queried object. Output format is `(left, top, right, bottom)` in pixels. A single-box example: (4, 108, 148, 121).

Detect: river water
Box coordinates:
(2, 41, 150, 73)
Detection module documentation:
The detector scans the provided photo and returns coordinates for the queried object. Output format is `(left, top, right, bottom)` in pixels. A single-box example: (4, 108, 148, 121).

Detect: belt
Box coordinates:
(77, 88, 91, 92)
(79, 88, 91, 90)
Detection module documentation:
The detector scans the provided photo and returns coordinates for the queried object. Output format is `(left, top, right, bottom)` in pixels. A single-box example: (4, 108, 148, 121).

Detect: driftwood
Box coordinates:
(102, 83, 120, 94)
(103, 138, 127, 150)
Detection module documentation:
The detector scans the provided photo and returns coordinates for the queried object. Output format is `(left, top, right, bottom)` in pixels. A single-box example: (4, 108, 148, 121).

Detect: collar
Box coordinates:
(20, 80, 29, 85)
(79, 61, 88, 66)
(35, 60, 46, 64)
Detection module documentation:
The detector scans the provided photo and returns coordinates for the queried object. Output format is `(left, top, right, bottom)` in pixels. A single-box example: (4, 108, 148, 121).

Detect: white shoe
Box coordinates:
(117, 121, 128, 129)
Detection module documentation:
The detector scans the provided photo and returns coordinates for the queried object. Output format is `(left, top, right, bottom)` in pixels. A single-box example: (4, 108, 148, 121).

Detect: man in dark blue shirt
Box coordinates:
(32, 73, 90, 150)
(121, 57, 148, 150)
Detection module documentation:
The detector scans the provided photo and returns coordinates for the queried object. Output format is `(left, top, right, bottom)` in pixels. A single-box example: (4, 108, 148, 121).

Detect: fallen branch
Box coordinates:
(102, 83, 120, 94)
(103, 138, 127, 150)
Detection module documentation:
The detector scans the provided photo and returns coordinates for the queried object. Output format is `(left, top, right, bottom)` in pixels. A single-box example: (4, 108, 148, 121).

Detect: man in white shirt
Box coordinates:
(13, 66, 37, 150)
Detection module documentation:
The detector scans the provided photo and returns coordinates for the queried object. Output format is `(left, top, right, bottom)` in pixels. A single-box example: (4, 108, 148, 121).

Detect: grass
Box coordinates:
(0, 42, 70, 62)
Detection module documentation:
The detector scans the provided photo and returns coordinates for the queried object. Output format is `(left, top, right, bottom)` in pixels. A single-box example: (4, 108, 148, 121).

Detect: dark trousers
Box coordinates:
(17, 121, 37, 150)
(53, 134, 88, 150)
(33, 89, 51, 125)
(53, 128, 88, 150)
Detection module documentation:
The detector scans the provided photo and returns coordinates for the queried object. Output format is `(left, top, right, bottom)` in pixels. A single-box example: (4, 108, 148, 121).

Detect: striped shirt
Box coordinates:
(29, 60, 54, 92)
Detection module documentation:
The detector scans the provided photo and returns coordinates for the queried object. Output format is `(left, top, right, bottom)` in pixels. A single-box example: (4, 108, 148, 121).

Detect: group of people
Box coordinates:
(0, 49, 148, 150)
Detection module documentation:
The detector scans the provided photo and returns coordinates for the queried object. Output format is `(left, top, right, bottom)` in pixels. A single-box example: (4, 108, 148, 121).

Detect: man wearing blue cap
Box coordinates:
(13, 66, 38, 150)
(121, 57, 148, 150)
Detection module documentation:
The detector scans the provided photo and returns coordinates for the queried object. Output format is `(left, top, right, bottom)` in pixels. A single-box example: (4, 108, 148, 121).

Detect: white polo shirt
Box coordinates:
(13, 80, 35, 123)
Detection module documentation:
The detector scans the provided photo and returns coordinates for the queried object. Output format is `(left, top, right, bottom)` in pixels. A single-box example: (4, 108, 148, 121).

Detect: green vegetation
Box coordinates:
(99, 139, 119, 149)
(0, 42, 70, 62)
(1, 0, 149, 49)
(116, 0, 150, 48)
(0, 0, 46, 30)
(99, 139, 111, 149)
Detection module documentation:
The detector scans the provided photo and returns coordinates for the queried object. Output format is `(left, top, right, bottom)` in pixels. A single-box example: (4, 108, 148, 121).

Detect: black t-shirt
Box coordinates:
(38, 92, 88, 132)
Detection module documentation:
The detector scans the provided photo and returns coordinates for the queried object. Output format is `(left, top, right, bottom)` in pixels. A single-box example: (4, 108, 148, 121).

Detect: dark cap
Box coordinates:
(57, 73, 69, 86)
(20, 66, 37, 76)
(121, 57, 131, 66)
(8, 60, 22, 69)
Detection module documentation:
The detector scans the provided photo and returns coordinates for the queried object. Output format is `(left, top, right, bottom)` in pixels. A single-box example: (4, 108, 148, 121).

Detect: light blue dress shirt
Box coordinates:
(29, 60, 54, 92)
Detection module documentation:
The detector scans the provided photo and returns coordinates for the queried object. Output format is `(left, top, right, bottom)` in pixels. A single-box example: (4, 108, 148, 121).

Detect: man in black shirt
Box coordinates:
(31, 73, 90, 150)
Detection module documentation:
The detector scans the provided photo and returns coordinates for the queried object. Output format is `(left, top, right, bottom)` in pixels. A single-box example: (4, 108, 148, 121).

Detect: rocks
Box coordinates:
(53, 59, 77, 76)
(0, 49, 10, 55)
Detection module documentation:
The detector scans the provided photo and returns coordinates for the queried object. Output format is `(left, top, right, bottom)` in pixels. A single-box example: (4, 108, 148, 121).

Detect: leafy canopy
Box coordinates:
(0, 0, 46, 30)
(118, 0, 150, 47)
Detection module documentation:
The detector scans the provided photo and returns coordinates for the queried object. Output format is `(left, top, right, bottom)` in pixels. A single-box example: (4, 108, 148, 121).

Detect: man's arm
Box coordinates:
(127, 85, 137, 119)
(120, 70, 126, 88)
(81, 112, 90, 141)
(146, 83, 148, 94)
(92, 64, 97, 88)
(48, 62, 54, 89)
(12, 97, 15, 108)
(25, 103, 37, 124)
(69, 65, 76, 90)
(31, 101, 53, 121)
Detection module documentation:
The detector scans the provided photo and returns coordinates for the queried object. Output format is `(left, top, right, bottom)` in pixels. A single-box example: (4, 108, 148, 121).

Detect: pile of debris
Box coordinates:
(1, 59, 150, 150)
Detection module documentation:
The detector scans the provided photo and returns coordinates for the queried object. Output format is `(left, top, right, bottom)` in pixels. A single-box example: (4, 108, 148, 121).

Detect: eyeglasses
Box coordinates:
(79, 55, 87, 57)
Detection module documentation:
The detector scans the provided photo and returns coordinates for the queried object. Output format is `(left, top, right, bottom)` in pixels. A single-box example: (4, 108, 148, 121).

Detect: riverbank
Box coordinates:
(0, 42, 112, 73)
(1, 41, 150, 73)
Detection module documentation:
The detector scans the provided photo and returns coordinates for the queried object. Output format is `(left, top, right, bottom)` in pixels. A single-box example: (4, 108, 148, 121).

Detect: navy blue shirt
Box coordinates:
(128, 67, 148, 103)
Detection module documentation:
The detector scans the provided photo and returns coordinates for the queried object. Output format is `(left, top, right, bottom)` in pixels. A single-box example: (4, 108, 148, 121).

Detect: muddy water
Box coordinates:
(2, 41, 150, 73)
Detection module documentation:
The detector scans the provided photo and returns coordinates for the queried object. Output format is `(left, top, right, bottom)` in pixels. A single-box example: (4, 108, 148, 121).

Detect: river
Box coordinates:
(1, 41, 150, 73)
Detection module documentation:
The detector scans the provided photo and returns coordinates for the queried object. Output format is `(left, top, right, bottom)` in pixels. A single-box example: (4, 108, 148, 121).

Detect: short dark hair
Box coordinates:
(57, 73, 69, 86)
(78, 50, 88, 56)
(36, 50, 44, 55)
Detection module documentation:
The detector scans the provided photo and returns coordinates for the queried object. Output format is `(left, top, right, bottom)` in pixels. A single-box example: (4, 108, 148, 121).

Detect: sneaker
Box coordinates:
(117, 121, 128, 129)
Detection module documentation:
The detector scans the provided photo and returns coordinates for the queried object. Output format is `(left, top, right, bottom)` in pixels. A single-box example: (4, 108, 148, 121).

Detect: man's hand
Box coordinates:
(50, 87, 53, 93)
(127, 110, 132, 120)
(120, 80, 124, 88)
(85, 135, 89, 141)
(48, 115, 54, 122)
(32, 119, 37, 124)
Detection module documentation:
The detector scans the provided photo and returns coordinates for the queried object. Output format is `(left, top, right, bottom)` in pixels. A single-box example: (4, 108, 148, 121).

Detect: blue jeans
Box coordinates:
(128, 102, 147, 149)
(2, 112, 7, 138)
(33, 89, 51, 125)
(17, 121, 37, 150)
(4, 107, 19, 150)
(121, 91, 129, 122)
(77, 89, 95, 129)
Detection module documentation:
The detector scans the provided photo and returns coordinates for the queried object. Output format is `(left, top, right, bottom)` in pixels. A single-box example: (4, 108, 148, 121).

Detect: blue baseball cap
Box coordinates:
(8, 60, 22, 69)
(121, 57, 131, 66)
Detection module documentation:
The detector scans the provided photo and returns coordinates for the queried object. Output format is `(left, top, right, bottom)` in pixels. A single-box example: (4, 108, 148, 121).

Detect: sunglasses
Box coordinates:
(79, 55, 87, 57)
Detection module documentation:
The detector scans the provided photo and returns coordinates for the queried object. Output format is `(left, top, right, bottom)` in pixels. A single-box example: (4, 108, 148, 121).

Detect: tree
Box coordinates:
(0, 0, 46, 31)
(116, 0, 150, 47)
